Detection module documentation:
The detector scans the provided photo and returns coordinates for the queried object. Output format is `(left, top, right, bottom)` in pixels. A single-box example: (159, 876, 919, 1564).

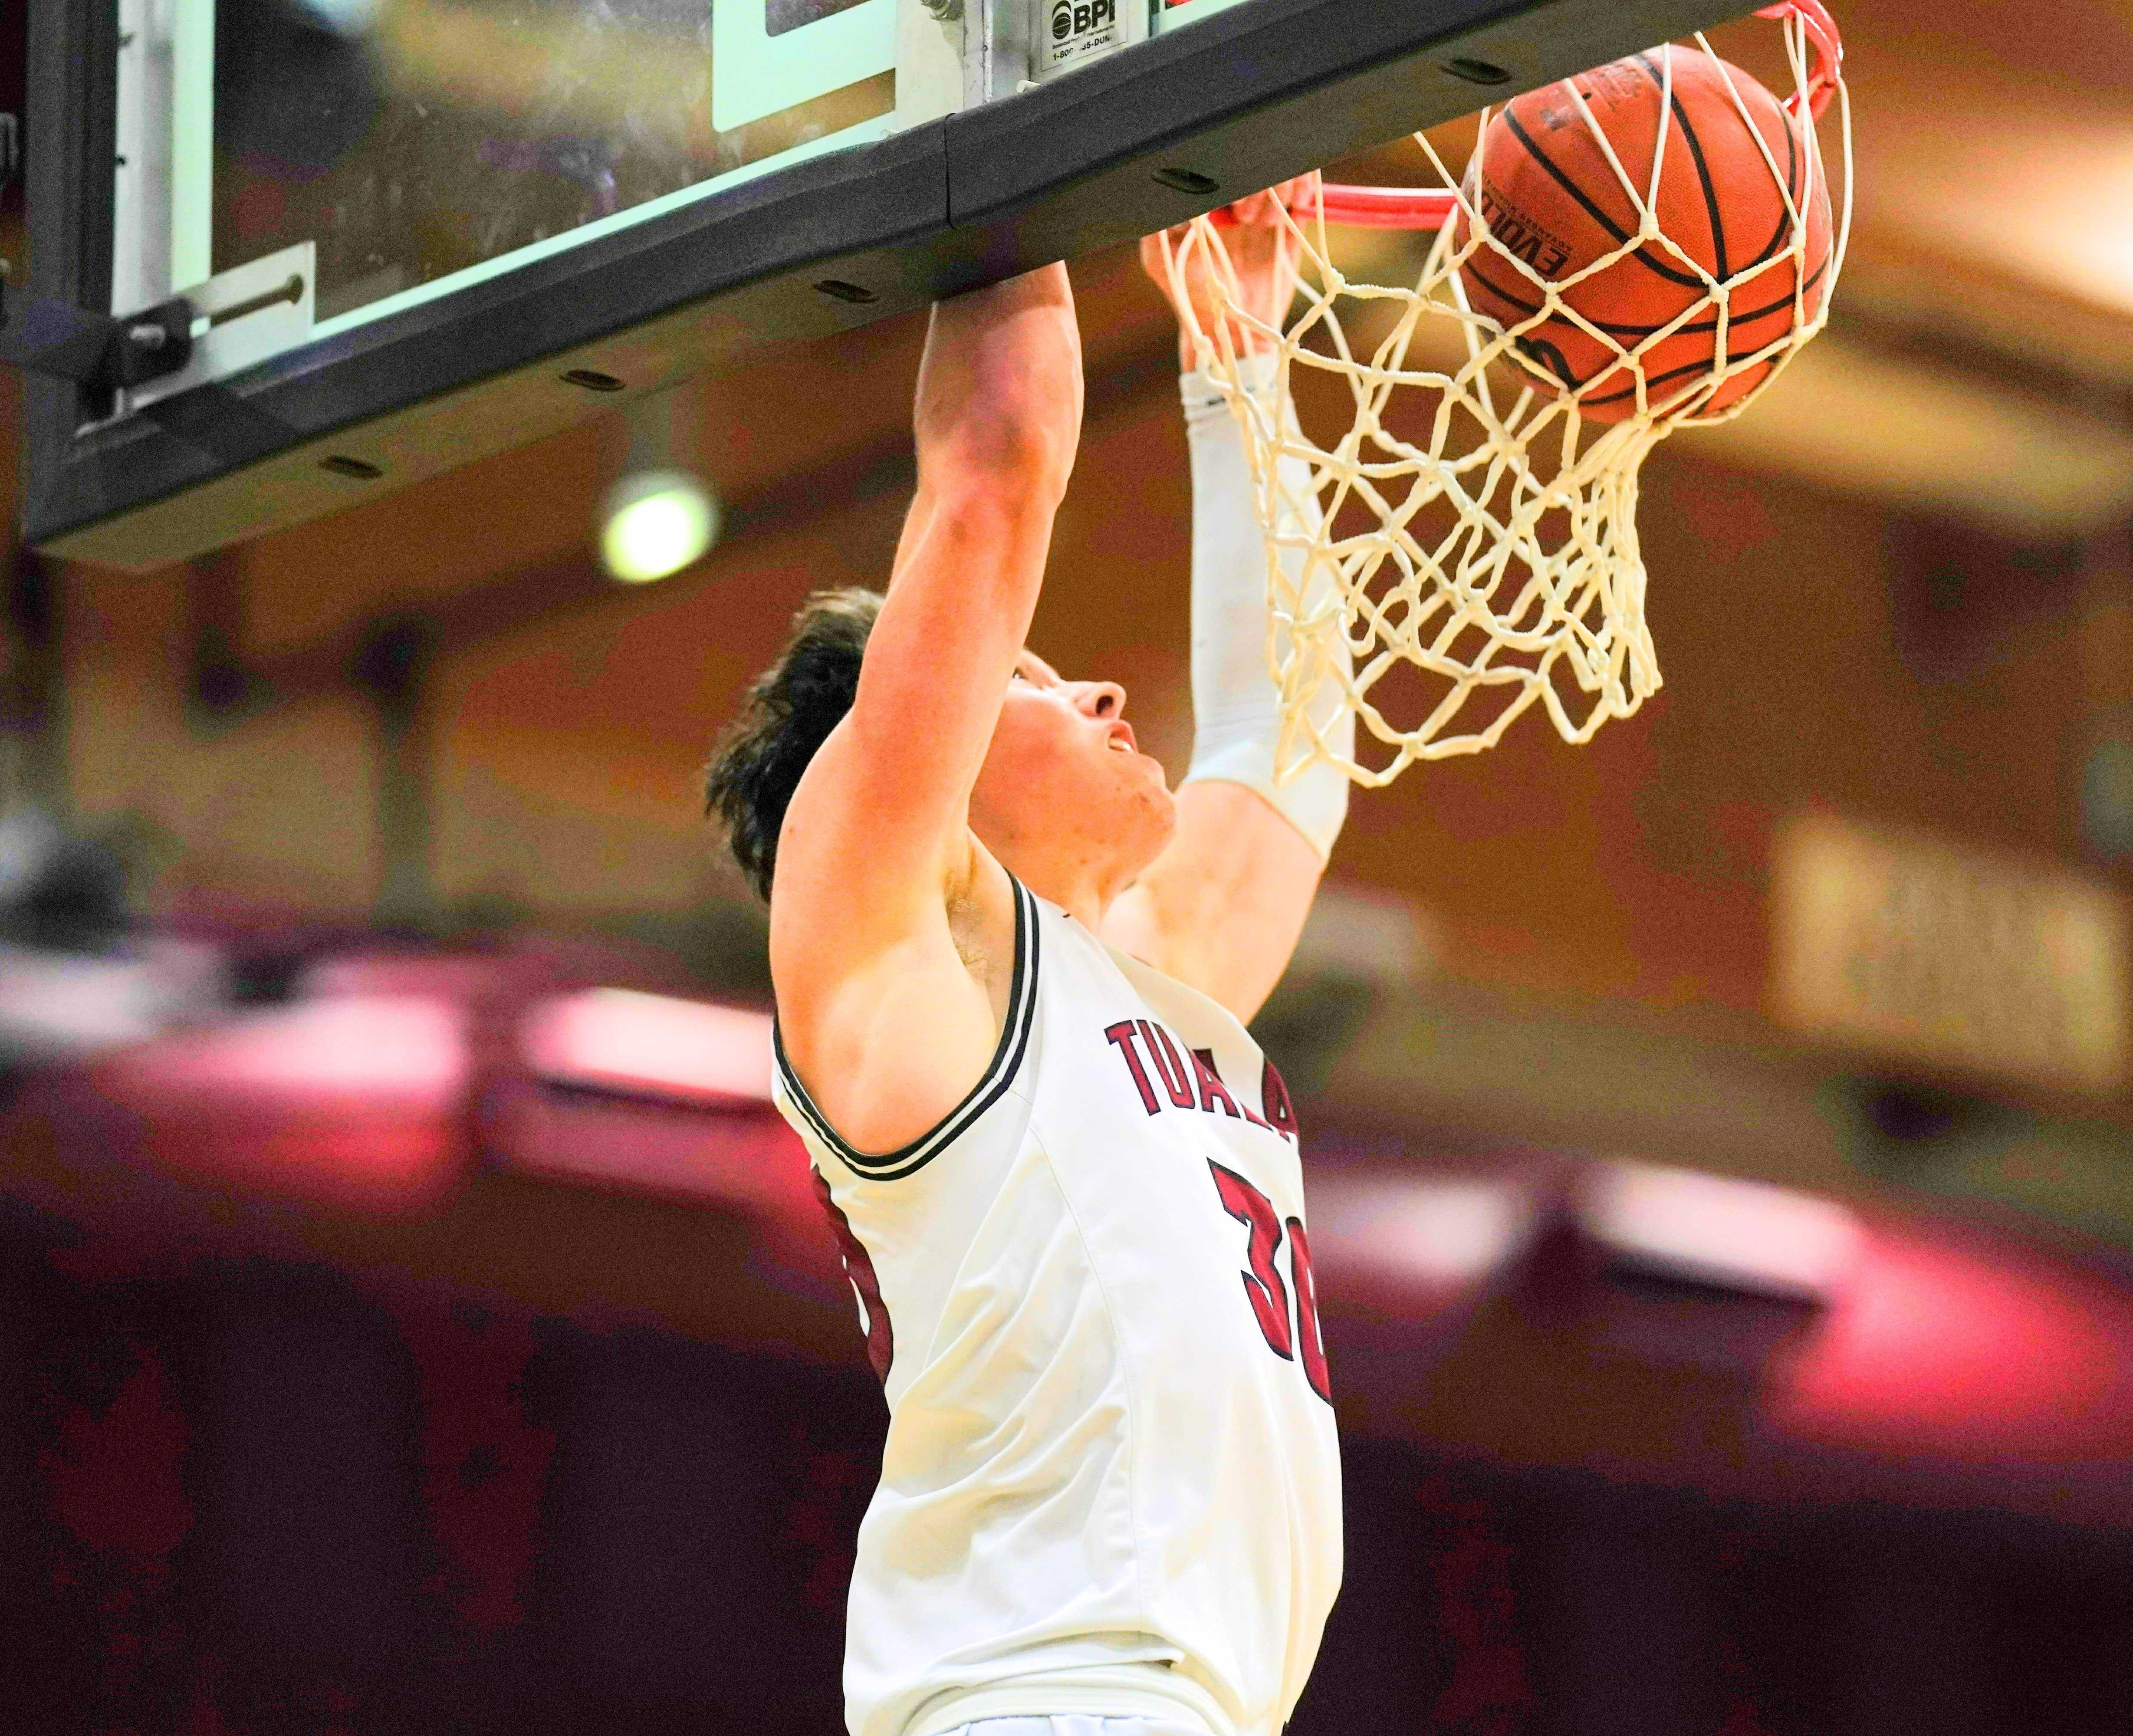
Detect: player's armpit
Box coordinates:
(1103, 777, 1324, 1026)
(773, 855, 1013, 1156)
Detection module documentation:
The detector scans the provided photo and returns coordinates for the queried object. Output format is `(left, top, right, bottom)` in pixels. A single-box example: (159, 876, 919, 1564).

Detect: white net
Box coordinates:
(1163, 4, 1852, 787)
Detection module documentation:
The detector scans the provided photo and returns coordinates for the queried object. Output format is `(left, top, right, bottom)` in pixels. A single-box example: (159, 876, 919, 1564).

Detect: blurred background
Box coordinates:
(7, 0, 2133, 1730)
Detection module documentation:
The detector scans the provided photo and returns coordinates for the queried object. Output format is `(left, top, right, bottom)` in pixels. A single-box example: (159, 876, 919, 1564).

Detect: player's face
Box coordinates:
(970, 650, 1176, 884)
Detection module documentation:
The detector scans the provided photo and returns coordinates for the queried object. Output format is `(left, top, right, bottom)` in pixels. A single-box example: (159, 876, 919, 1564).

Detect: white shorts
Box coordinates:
(949, 1722, 1211, 1736)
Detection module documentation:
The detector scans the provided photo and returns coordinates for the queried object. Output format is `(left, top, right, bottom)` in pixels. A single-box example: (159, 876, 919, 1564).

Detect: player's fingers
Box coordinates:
(1137, 223, 1193, 281)
(1270, 174, 1316, 214)
(1226, 173, 1319, 229)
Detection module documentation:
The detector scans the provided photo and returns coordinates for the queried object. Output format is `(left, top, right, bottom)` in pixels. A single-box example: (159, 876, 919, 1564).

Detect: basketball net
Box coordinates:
(1160, 1, 1851, 786)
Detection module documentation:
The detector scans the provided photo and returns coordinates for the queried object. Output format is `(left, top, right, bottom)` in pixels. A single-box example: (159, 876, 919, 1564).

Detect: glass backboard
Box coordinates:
(128, 0, 903, 341)
(21, 0, 1750, 566)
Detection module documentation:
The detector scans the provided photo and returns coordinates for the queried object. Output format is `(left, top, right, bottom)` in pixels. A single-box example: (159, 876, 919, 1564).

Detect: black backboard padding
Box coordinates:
(942, 0, 1746, 278)
(23, 54, 957, 564)
(25, 0, 1751, 567)
(26, 109, 954, 561)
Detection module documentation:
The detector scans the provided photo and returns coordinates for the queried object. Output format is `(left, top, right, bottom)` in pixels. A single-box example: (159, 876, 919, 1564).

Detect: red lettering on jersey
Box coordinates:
(1190, 1046, 1242, 1118)
(810, 1168, 894, 1383)
(1286, 1216, 1333, 1404)
(1103, 1020, 1161, 1114)
(1209, 1161, 1294, 1360)
(1140, 1020, 1198, 1108)
(1260, 1058, 1299, 1141)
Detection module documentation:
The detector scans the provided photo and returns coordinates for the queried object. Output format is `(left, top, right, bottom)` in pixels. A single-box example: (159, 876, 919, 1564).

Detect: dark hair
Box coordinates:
(704, 586, 882, 901)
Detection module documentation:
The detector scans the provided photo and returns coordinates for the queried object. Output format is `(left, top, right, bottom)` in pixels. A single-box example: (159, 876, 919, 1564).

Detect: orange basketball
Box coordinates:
(1455, 45, 1834, 423)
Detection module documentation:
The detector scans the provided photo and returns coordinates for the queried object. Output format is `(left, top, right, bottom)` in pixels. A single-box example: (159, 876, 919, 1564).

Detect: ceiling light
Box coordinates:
(599, 468, 720, 583)
(598, 381, 719, 583)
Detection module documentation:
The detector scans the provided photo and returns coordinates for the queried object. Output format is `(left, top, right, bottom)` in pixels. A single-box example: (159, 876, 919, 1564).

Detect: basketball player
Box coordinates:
(705, 185, 1351, 1736)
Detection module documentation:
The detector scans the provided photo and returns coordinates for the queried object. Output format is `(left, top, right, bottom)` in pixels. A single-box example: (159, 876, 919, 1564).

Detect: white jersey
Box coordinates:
(771, 876, 1343, 1736)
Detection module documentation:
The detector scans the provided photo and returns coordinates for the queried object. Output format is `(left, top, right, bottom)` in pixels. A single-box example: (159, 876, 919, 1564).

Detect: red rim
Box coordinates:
(1757, 0, 1844, 120)
(1306, 184, 1458, 228)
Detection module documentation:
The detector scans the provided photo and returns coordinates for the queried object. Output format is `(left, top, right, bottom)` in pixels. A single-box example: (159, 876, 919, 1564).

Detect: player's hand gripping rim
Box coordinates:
(1139, 176, 1317, 371)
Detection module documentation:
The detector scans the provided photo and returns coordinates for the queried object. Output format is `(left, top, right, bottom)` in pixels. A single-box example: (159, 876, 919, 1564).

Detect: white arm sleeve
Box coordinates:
(1179, 354, 1354, 863)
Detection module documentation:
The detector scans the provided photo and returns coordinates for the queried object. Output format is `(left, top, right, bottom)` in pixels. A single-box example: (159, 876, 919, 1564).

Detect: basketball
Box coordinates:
(1455, 44, 1835, 423)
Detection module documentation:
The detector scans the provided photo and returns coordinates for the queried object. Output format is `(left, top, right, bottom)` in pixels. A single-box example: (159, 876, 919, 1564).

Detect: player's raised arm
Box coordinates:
(845, 263, 1085, 882)
(745, 265, 1082, 1144)
(1104, 187, 1354, 1024)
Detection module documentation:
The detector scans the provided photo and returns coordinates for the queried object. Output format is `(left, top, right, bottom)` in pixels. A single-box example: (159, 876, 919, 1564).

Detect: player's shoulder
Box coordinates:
(770, 835, 1027, 1163)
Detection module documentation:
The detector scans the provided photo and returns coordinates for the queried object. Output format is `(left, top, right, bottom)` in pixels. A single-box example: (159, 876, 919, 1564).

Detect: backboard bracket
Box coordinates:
(0, 276, 194, 397)
(121, 243, 317, 415)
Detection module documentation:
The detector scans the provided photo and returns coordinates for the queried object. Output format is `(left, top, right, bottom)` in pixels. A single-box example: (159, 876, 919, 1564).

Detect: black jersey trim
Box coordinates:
(772, 876, 1039, 1181)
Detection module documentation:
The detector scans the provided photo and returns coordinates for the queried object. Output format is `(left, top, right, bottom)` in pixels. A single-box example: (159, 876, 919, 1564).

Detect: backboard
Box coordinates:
(20, 0, 1749, 567)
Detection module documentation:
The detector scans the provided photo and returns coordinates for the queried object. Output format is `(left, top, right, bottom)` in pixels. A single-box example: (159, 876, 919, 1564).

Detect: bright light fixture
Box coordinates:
(1579, 1160, 1860, 1302)
(598, 468, 720, 584)
(519, 987, 774, 1106)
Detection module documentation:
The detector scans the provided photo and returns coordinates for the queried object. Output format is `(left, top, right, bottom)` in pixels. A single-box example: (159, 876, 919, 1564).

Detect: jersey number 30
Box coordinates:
(1208, 1161, 1331, 1404)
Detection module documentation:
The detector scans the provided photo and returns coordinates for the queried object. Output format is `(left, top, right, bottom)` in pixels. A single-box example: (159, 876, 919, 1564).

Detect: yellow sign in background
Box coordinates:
(1771, 814, 2130, 1096)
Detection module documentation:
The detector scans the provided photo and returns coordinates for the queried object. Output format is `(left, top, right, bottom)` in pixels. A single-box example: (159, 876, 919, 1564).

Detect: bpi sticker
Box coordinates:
(1037, 0, 1149, 81)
